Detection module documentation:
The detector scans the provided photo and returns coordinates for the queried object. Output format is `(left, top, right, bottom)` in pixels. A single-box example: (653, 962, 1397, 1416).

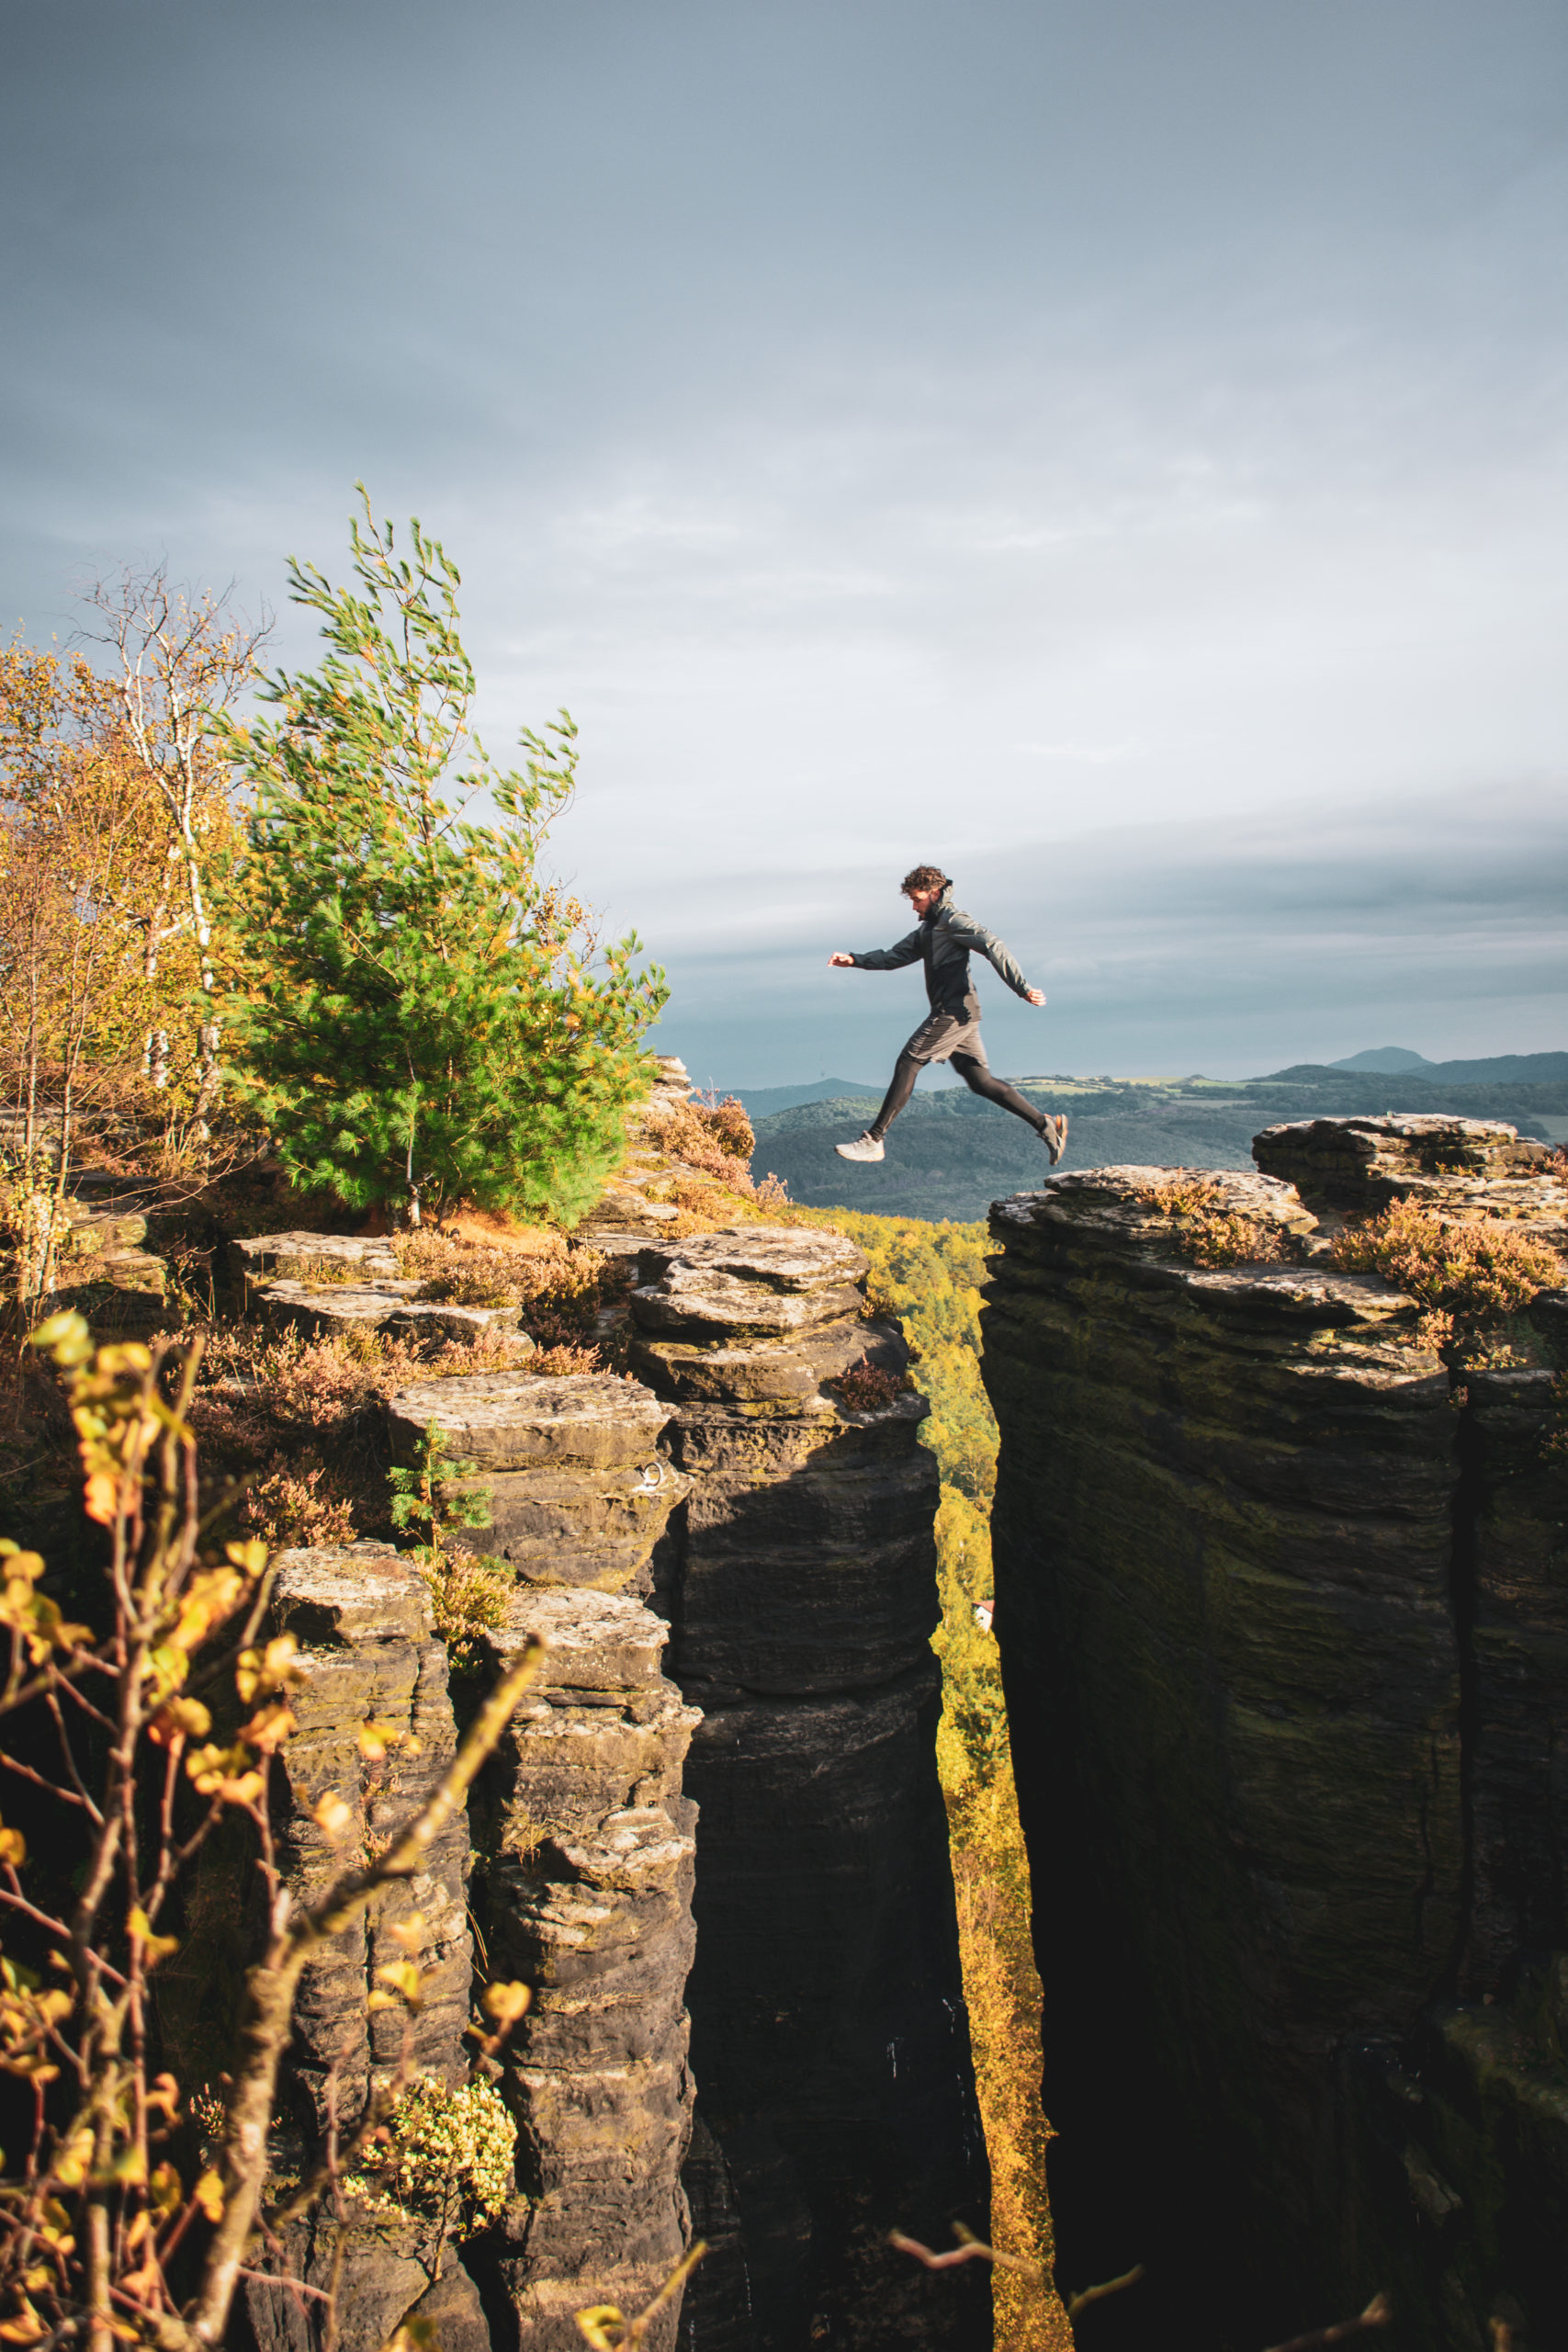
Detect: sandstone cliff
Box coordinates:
(981, 1131, 1567, 2349)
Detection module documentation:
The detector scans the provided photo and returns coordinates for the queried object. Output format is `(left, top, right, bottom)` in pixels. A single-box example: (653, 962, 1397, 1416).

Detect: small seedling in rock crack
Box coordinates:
(390, 1420, 514, 1668)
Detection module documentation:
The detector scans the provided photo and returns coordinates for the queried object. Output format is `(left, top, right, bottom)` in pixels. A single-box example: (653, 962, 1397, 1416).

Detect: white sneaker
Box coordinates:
(834, 1132, 886, 1163)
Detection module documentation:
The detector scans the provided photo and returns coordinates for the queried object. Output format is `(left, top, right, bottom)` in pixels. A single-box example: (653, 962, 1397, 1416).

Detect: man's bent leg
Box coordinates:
(950, 1051, 1045, 1129)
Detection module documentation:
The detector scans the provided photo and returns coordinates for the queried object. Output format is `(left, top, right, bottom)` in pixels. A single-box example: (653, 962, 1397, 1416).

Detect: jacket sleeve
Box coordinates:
(943, 908, 1034, 999)
(851, 927, 925, 972)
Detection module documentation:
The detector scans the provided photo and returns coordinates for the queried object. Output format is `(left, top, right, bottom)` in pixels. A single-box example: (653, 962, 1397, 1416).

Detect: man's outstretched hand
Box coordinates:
(1026, 988, 1046, 1006)
(829, 953, 855, 967)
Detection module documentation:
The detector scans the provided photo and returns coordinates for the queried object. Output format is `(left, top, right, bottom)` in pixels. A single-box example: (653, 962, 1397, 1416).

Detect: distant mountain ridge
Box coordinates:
(743, 1057, 1568, 1224)
(1278, 1051, 1568, 1087)
(722, 1077, 880, 1118)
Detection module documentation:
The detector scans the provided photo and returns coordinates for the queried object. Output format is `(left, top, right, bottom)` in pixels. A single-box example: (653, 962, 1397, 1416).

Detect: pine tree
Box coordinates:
(220, 489, 666, 1224)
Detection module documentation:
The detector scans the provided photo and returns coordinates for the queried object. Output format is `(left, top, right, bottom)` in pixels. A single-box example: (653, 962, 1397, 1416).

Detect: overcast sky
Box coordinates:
(4, 0, 1565, 1084)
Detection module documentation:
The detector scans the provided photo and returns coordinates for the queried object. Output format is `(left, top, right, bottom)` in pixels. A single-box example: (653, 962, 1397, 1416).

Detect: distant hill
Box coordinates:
(1420, 1052, 1568, 1086)
(1263, 1053, 1568, 1088)
(1331, 1047, 1434, 1073)
(724, 1078, 880, 1119)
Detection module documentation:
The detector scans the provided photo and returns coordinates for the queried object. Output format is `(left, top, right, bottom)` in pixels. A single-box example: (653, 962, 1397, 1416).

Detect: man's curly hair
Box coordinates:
(901, 864, 951, 896)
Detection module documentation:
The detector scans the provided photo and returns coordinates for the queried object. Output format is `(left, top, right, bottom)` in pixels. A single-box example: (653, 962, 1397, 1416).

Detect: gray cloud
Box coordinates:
(3, 0, 1565, 1083)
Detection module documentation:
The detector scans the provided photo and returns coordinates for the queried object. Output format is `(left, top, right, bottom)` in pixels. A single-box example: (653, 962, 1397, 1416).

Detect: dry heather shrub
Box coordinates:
(656, 1095, 755, 1170)
(393, 1227, 626, 1350)
(1133, 1176, 1284, 1269)
(833, 1358, 904, 1411)
(396, 1227, 568, 1306)
(238, 1450, 358, 1548)
(651, 1094, 792, 1211)
(1332, 1199, 1562, 1321)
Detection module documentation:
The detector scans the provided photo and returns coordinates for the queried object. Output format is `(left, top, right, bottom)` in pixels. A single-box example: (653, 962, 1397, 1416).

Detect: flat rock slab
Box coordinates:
(254, 1278, 526, 1343)
(483, 1584, 676, 1694)
(231, 1228, 400, 1283)
(1254, 1114, 1556, 1195)
(637, 1227, 869, 1292)
(632, 1228, 870, 1340)
(389, 1371, 669, 1470)
(269, 1539, 431, 1646)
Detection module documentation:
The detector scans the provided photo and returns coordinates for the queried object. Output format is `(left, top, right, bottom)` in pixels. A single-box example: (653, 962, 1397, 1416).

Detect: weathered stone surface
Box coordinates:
(576, 1057, 702, 1254)
(231, 1228, 401, 1287)
(470, 1587, 702, 2349)
(1460, 1347, 1568, 1997)
(236, 2210, 434, 2352)
(390, 1372, 669, 1469)
(265, 1543, 475, 2131)
(631, 1312, 880, 1405)
(635, 1227, 988, 2350)
(228, 1544, 482, 2352)
(1254, 1113, 1568, 1242)
(983, 1159, 1568, 2346)
(633, 1228, 869, 1340)
(389, 1374, 687, 1595)
(254, 1277, 526, 1344)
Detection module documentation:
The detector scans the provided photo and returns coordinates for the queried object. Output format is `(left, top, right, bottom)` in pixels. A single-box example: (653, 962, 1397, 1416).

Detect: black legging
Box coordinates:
(869, 1049, 1046, 1141)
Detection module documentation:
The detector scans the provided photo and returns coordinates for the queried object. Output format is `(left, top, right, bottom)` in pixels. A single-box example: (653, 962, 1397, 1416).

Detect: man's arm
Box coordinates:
(942, 907, 1040, 1001)
(836, 927, 925, 972)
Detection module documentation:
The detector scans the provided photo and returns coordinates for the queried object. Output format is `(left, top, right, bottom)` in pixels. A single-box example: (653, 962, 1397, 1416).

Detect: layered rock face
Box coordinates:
(386, 1370, 697, 2346)
(236, 1372, 696, 2351)
(630, 1229, 988, 2352)
(239, 1540, 490, 2352)
(388, 1372, 681, 1594)
(981, 1140, 1568, 2348)
(1254, 1111, 1568, 1242)
(468, 1586, 701, 2348)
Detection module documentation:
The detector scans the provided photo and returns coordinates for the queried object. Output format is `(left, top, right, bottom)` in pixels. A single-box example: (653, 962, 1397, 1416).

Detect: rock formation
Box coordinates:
(468, 1585, 701, 2349)
(183, 1062, 983, 2352)
(630, 1227, 989, 2352)
(233, 1230, 529, 1344)
(980, 1135, 1568, 2348)
(574, 1057, 702, 1256)
(234, 1367, 695, 2350)
(236, 1539, 487, 2352)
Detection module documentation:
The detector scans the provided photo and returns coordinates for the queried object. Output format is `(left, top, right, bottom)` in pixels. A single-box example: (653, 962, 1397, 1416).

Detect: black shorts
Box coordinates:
(901, 1011, 987, 1067)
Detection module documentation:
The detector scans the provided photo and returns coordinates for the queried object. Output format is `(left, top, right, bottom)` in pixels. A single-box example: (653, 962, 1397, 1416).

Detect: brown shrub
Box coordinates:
(1331, 1199, 1562, 1322)
(237, 1451, 358, 1548)
(1133, 1177, 1284, 1269)
(833, 1358, 904, 1412)
(656, 1096, 755, 1170)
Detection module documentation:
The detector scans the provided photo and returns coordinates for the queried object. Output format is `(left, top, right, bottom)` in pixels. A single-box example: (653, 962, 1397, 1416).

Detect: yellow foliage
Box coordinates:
(794, 1208, 1071, 2346)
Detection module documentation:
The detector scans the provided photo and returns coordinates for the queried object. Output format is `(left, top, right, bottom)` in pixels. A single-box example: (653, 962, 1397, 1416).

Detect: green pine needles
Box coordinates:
(220, 487, 667, 1225)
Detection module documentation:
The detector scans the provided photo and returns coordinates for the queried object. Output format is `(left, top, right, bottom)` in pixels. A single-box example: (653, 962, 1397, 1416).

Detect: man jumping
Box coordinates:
(828, 865, 1068, 1165)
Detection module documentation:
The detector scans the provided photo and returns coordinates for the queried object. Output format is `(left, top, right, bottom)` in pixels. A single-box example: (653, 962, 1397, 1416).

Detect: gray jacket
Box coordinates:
(850, 888, 1034, 1019)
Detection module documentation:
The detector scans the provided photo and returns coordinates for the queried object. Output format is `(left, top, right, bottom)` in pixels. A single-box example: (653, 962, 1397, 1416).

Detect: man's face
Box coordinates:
(905, 884, 940, 916)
